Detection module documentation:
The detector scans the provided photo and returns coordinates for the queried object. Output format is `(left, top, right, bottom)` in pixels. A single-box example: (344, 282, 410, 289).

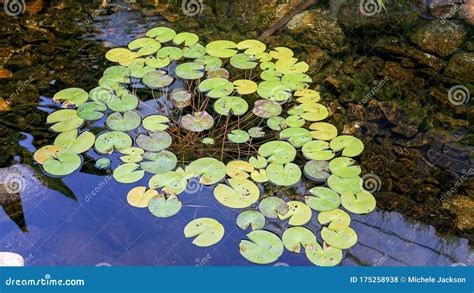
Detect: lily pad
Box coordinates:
(184, 218, 225, 247)
(43, 151, 82, 176)
(183, 43, 206, 58)
(253, 100, 282, 118)
(186, 158, 226, 185)
(142, 70, 174, 89)
(148, 194, 182, 218)
(266, 163, 301, 186)
(237, 40, 266, 55)
(156, 46, 183, 61)
(302, 140, 335, 161)
(119, 147, 145, 163)
(258, 141, 296, 164)
(260, 69, 282, 81)
(228, 130, 250, 143)
(105, 48, 139, 66)
(279, 127, 312, 147)
(309, 122, 338, 141)
(269, 47, 293, 60)
(233, 79, 257, 95)
(214, 96, 248, 116)
(142, 115, 170, 131)
(327, 175, 363, 195)
(249, 156, 267, 169)
(195, 55, 222, 70)
(180, 111, 214, 132)
(175, 62, 205, 80)
(128, 38, 162, 56)
(226, 160, 254, 179)
(149, 167, 188, 195)
(285, 115, 305, 128)
(206, 40, 237, 58)
(106, 92, 139, 112)
(140, 150, 177, 174)
(170, 89, 192, 109)
(106, 111, 142, 131)
(230, 53, 257, 69)
(95, 131, 133, 154)
(340, 190, 376, 214)
(202, 137, 215, 145)
(136, 131, 172, 152)
(95, 157, 111, 169)
(198, 78, 234, 98)
(173, 32, 199, 46)
(239, 230, 283, 264)
(328, 157, 361, 178)
(281, 73, 311, 90)
(330, 135, 364, 157)
(305, 187, 341, 212)
(250, 169, 268, 183)
(146, 27, 176, 42)
(258, 197, 289, 219)
(207, 68, 230, 79)
(127, 186, 159, 208)
(267, 116, 286, 130)
(297, 103, 329, 122)
(305, 241, 342, 267)
(236, 210, 266, 231)
(54, 130, 95, 154)
(53, 88, 88, 107)
(248, 127, 265, 138)
(303, 160, 331, 182)
(275, 57, 308, 74)
(77, 102, 107, 120)
(113, 163, 145, 184)
(47, 109, 84, 132)
(257, 81, 291, 102)
(278, 201, 312, 226)
(282, 227, 316, 253)
(89, 87, 116, 104)
(214, 178, 260, 208)
(318, 209, 351, 231)
(321, 226, 358, 249)
(34, 145, 63, 164)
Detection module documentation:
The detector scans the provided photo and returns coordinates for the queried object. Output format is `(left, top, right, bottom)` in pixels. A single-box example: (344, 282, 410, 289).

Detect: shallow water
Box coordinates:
(0, 0, 473, 266)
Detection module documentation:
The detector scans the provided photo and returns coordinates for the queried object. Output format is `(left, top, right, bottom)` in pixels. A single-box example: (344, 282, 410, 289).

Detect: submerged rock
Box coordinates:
(444, 51, 474, 82)
(460, 0, 474, 25)
(443, 195, 474, 231)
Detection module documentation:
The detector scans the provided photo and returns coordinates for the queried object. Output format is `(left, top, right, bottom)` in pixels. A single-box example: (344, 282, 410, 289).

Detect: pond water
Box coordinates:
(0, 0, 473, 266)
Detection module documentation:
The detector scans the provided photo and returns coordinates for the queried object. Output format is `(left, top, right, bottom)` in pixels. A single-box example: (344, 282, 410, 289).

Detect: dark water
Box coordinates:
(0, 0, 473, 266)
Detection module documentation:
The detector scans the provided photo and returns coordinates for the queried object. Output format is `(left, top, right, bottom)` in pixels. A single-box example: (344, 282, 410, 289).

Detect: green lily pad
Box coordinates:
(321, 226, 357, 249)
(206, 40, 237, 58)
(327, 175, 363, 195)
(285, 115, 305, 128)
(180, 111, 214, 132)
(148, 194, 182, 218)
(89, 87, 116, 104)
(54, 130, 95, 154)
(171, 89, 192, 109)
(279, 127, 312, 147)
(105, 48, 139, 66)
(202, 137, 215, 145)
(140, 150, 177, 174)
(282, 227, 316, 253)
(106, 92, 139, 112)
(53, 88, 88, 107)
(43, 151, 82, 176)
(183, 43, 206, 58)
(266, 163, 301, 186)
(207, 68, 230, 79)
(136, 131, 172, 152)
(275, 57, 308, 74)
(239, 230, 283, 264)
(233, 79, 257, 95)
(226, 160, 254, 179)
(258, 197, 288, 219)
(156, 46, 183, 60)
(305, 242, 342, 267)
(328, 157, 361, 178)
(145, 56, 170, 68)
(318, 209, 351, 231)
(173, 32, 199, 46)
(95, 131, 133, 154)
(214, 178, 260, 208)
(142, 115, 170, 131)
(281, 73, 311, 90)
(186, 158, 226, 185)
(302, 140, 335, 161)
(341, 190, 376, 214)
(250, 169, 268, 183)
(278, 201, 312, 226)
(119, 147, 144, 163)
(230, 53, 257, 70)
(258, 141, 296, 164)
(195, 55, 222, 70)
(309, 122, 338, 141)
(267, 116, 286, 130)
(236, 210, 266, 231)
(305, 187, 341, 212)
(113, 163, 145, 184)
(95, 157, 111, 169)
(257, 81, 291, 102)
(142, 70, 174, 89)
(128, 61, 155, 79)
(295, 89, 320, 101)
(146, 27, 176, 42)
(330, 135, 364, 157)
(77, 102, 107, 120)
(253, 100, 282, 118)
(228, 130, 250, 143)
(106, 111, 142, 131)
(127, 186, 158, 208)
(128, 38, 162, 56)
(297, 103, 329, 122)
(237, 40, 266, 55)
(34, 145, 63, 164)
(214, 96, 248, 116)
(249, 156, 268, 169)
(248, 127, 265, 138)
(261, 69, 282, 81)
(303, 160, 331, 182)
(269, 47, 293, 60)
(175, 62, 205, 80)
(184, 218, 225, 247)
(47, 109, 84, 132)
(198, 78, 234, 98)
(149, 167, 188, 195)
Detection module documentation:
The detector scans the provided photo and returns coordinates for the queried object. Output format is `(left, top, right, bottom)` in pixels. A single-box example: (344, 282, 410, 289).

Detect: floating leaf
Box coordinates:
(249, 156, 267, 169)
(226, 160, 254, 179)
(296, 103, 329, 122)
(113, 163, 145, 184)
(214, 178, 259, 208)
(250, 169, 268, 183)
(175, 62, 204, 80)
(127, 186, 159, 208)
(258, 197, 288, 219)
(295, 89, 320, 102)
(95, 158, 111, 169)
(186, 158, 226, 185)
(146, 27, 176, 42)
(105, 48, 139, 65)
(148, 194, 182, 218)
(318, 209, 351, 231)
(206, 40, 237, 58)
(170, 89, 192, 109)
(275, 57, 308, 74)
(330, 135, 364, 157)
(202, 137, 215, 145)
(281, 73, 311, 90)
(173, 32, 199, 46)
(328, 157, 361, 178)
(142, 115, 170, 131)
(278, 201, 312, 225)
(42, 151, 81, 176)
(258, 141, 296, 164)
(302, 140, 335, 161)
(282, 227, 316, 253)
(95, 131, 133, 154)
(341, 190, 376, 214)
(149, 167, 188, 195)
(239, 230, 283, 264)
(267, 116, 286, 130)
(269, 47, 293, 60)
(230, 53, 257, 69)
(260, 69, 282, 81)
(303, 160, 330, 182)
(321, 226, 357, 249)
(183, 43, 206, 58)
(106, 92, 139, 112)
(54, 130, 95, 154)
(184, 218, 225, 247)
(236, 210, 265, 231)
(228, 130, 250, 143)
(142, 70, 174, 89)
(136, 131, 172, 152)
(106, 111, 142, 131)
(248, 127, 265, 138)
(77, 102, 107, 121)
(233, 79, 257, 95)
(253, 100, 282, 118)
(305, 187, 340, 212)
(140, 150, 177, 174)
(195, 55, 222, 70)
(198, 78, 234, 98)
(128, 61, 155, 78)
(305, 242, 342, 267)
(145, 56, 170, 68)
(156, 46, 183, 60)
(309, 122, 338, 141)
(207, 68, 230, 79)
(285, 115, 305, 128)
(89, 87, 116, 104)
(257, 81, 291, 102)
(53, 88, 88, 107)
(279, 127, 312, 147)
(214, 96, 248, 116)
(47, 109, 83, 132)
(266, 163, 301, 187)
(128, 38, 162, 56)
(34, 145, 63, 164)
(180, 111, 214, 132)
(237, 40, 266, 55)
(327, 175, 363, 195)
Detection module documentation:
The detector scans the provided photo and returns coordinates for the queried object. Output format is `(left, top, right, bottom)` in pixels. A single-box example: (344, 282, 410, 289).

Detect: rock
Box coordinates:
(286, 9, 347, 53)
(460, 0, 474, 25)
(0, 68, 13, 79)
(410, 21, 467, 57)
(0, 252, 24, 266)
(443, 195, 474, 231)
(444, 51, 474, 82)
(428, 0, 459, 18)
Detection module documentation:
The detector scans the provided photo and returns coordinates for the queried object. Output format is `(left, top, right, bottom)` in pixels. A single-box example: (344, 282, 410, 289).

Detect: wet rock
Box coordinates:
(286, 8, 347, 53)
(378, 102, 419, 138)
(428, 0, 460, 18)
(443, 195, 474, 231)
(0, 68, 13, 79)
(410, 20, 467, 57)
(460, 0, 474, 25)
(444, 51, 474, 83)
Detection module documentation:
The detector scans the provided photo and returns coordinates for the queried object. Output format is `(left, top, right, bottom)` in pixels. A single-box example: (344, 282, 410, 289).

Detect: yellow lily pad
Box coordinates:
(184, 218, 224, 247)
(277, 201, 312, 226)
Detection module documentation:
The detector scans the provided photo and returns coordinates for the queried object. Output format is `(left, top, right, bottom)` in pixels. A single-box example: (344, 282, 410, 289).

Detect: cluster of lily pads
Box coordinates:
(33, 27, 376, 266)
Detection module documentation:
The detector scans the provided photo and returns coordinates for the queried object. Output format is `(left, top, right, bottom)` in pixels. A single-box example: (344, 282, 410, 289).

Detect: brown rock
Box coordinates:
(410, 21, 467, 57)
(443, 195, 474, 230)
(460, 0, 474, 25)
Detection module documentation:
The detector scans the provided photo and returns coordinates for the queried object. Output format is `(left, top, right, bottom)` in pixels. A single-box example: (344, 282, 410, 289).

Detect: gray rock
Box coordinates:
(444, 51, 474, 82)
